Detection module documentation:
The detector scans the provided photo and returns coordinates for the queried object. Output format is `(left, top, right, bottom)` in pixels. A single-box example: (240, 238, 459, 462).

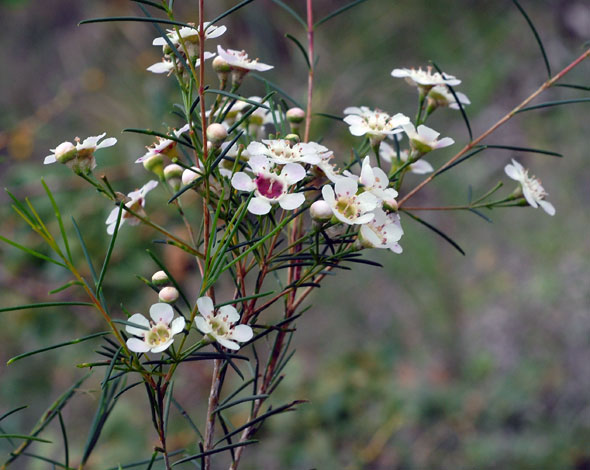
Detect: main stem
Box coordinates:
(303, 0, 314, 143)
(397, 48, 590, 207)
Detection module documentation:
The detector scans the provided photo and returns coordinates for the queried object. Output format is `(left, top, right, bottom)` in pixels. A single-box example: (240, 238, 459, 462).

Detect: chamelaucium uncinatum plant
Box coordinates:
(1, 0, 589, 469)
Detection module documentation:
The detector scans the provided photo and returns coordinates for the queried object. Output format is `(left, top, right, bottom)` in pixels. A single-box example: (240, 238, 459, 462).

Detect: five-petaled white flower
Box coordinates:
(136, 124, 191, 163)
(44, 133, 117, 173)
(105, 180, 159, 235)
(427, 85, 471, 110)
(321, 177, 378, 225)
(359, 208, 404, 254)
(504, 159, 555, 216)
(391, 66, 461, 89)
(359, 156, 398, 206)
(231, 156, 306, 215)
(126, 303, 185, 354)
(402, 123, 454, 154)
(379, 142, 434, 174)
(343, 107, 409, 142)
(216, 45, 273, 75)
(195, 296, 253, 350)
(247, 139, 331, 166)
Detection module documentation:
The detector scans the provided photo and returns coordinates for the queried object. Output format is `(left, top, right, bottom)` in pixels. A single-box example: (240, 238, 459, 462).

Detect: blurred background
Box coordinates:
(1, 0, 589, 468)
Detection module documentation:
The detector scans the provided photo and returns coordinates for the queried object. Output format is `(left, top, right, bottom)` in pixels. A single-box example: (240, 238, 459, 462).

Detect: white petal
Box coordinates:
(195, 316, 212, 334)
(150, 303, 174, 325)
(231, 324, 253, 342)
(197, 296, 215, 318)
(44, 155, 57, 164)
(360, 224, 382, 247)
(278, 192, 305, 211)
(217, 337, 240, 350)
(504, 163, 522, 181)
(248, 197, 272, 215)
(127, 337, 151, 353)
(538, 199, 555, 216)
(410, 160, 434, 174)
(371, 167, 389, 189)
(248, 155, 270, 173)
(343, 106, 362, 115)
(334, 177, 358, 198)
(247, 141, 268, 156)
(231, 172, 255, 192)
(219, 305, 240, 324)
(321, 185, 336, 205)
(147, 62, 174, 74)
(126, 313, 150, 337)
(379, 142, 395, 163)
(96, 137, 117, 150)
(105, 207, 120, 225)
(170, 317, 186, 335)
(281, 163, 306, 184)
(355, 212, 375, 225)
(435, 137, 454, 149)
(106, 221, 117, 235)
(522, 186, 538, 208)
(417, 125, 440, 142)
(360, 156, 375, 187)
(349, 125, 368, 136)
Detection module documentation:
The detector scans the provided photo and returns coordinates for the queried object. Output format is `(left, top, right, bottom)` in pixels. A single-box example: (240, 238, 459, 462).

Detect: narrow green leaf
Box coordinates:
(436, 147, 487, 175)
(171, 397, 204, 441)
(0, 234, 68, 269)
(100, 347, 123, 390)
(0, 406, 28, 423)
(172, 440, 258, 466)
(79, 17, 190, 28)
(512, 0, 551, 78)
(102, 450, 185, 470)
(0, 301, 94, 314)
(404, 211, 465, 256)
(167, 175, 204, 204)
(213, 394, 268, 414)
(57, 411, 69, 469)
(122, 128, 196, 150)
(49, 280, 84, 295)
(96, 205, 123, 293)
(129, 0, 167, 12)
(250, 73, 303, 108)
(42, 179, 73, 263)
(204, 89, 270, 109)
(215, 291, 274, 307)
(7, 332, 110, 365)
(209, 0, 256, 25)
(71, 217, 98, 283)
(480, 144, 562, 157)
(468, 208, 493, 223)
(285, 33, 310, 68)
(0, 435, 51, 443)
(210, 131, 244, 171)
(271, 0, 306, 28)
(554, 83, 590, 91)
(314, 112, 344, 121)
(314, 0, 367, 27)
(112, 319, 149, 330)
(516, 98, 590, 113)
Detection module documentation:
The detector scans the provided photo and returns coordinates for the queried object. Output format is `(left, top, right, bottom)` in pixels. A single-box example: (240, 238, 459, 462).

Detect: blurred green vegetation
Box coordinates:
(1, 0, 589, 468)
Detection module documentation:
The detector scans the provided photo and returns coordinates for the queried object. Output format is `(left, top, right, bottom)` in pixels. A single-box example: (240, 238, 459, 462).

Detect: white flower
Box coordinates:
(152, 22, 227, 48)
(44, 133, 117, 172)
(126, 303, 185, 354)
(105, 180, 158, 235)
(428, 85, 471, 110)
(343, 107, 409, 141)
(217, 45, 273, 73)
(232, 156, 306, 215)
(359, 208, 404, 254)
(147, 52, 215, 74)
(247, 139, 332, 165)
(136, 124, 190, 163)
(321, 177, 378, 225)
(195, 296, 253, 350)
(504, 159, 555, 215)
(391, 67, 461, 88)
(359, 156, 398, 205)
(402, 123, 454, 154)
(379, 142, 433, 174)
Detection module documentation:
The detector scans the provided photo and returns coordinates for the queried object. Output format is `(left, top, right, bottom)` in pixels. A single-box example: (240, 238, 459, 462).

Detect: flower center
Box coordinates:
(145, 323, 171, 347)
(335, 197, 360, 219)
(524, 173, 547, 199)
(210, 317, 230, 337)
(255, 174, 285, 199)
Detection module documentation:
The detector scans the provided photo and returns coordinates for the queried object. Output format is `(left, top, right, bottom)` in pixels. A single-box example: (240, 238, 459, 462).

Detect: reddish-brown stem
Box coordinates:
(303, 0, 314, 143)
(398, 48, 590, 207)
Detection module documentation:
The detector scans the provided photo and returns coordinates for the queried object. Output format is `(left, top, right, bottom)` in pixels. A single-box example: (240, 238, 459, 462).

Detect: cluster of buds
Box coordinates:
(152, 271, 180, 304)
